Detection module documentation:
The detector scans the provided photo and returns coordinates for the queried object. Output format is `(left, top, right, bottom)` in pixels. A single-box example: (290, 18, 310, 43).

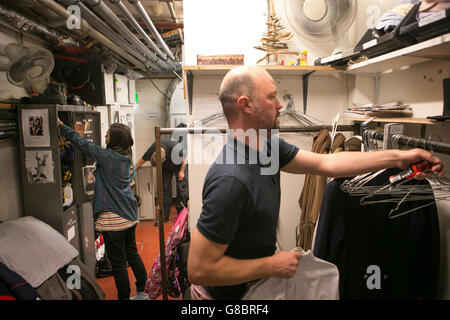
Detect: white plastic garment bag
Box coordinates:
(243, 249, 339, 300)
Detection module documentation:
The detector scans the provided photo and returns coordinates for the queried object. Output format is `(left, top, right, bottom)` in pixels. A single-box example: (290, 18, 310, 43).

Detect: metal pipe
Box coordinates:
(365, 129, 450, 155)
(82, 0, 173, 72)
(60, 0, 146, 62)
(155, 126, 169, 300)
(166, 0, 183, 44)
(109, 0, 167, 60)
(159, 125, 358, 135)
(38, 0, 148, 70)
(0, 2, 79, 48)
(128, 0, 176, 61)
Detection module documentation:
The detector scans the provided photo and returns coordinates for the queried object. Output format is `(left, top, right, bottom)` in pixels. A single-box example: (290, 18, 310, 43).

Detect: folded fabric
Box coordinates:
(0, 216, 78, 288)
(0, 262, 38, 300)
(243, 249, 339, 300)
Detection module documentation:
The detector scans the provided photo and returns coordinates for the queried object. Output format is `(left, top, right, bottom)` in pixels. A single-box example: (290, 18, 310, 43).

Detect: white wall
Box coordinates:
(134, 79, 171, 164)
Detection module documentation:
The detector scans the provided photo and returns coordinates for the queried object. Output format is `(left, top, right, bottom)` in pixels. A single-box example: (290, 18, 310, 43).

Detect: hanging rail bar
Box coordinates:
(159, 125, 357, 135)
(364, 129, 450, 155)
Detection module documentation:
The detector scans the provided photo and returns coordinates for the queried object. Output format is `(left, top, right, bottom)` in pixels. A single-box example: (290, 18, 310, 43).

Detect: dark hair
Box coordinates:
(107, 123, 133, 158)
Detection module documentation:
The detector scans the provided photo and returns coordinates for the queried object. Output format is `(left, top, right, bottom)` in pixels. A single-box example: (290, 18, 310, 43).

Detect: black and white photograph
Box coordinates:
(29, 116, 43, 136)
(21, 109, 50, 147)
(25, 150, 54, 184)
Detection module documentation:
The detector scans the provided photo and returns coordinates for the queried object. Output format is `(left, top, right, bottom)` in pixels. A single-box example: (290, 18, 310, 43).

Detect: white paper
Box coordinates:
(146, 107, 161, 119)
(67, 226, 75, 242)
(21, 109, 51, 147)
(25, 150, 55, 184)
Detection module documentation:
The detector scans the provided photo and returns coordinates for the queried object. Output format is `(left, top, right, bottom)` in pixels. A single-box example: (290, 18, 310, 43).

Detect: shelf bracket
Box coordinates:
(186, 70, 193, 115)
(373, 73, 381, 105)
(302, 71, 316, 114)
(420, 124, 426, 139)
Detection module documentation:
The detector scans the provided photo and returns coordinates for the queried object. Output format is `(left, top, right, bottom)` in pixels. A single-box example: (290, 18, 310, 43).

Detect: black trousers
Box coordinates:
(162, 165, 189, 219)
(102, 225, 147, 300)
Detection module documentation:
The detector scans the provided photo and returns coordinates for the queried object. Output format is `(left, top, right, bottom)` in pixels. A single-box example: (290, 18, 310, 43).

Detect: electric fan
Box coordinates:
(284, 0, 357, 54)
(0, 43, 54, 94)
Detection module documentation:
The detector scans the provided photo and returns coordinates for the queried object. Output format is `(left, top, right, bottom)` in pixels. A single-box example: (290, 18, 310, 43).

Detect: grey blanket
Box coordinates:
(0, 216, 78, 288)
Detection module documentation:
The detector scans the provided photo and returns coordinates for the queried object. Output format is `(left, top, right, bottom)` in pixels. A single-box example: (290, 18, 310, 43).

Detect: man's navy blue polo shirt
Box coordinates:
(196, 132, 299, 300)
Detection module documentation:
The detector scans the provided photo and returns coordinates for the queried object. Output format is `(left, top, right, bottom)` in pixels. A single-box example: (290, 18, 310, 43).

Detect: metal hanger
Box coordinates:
(281, 92, 323, 127)
(192, 111, 224, 127)
(342, 129, 450, 219)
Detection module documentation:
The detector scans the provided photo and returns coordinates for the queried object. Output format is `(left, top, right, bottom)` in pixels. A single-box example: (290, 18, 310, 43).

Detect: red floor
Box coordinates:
(96, 206, 182, 300)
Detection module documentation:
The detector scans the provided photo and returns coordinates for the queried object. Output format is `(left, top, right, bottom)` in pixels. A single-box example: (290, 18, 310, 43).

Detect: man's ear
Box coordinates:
(236, 95, 252, 115)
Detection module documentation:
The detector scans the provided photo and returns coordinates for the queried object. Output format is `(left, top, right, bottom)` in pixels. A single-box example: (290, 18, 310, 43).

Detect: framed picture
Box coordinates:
(82, 165, 96, 195)
(25, 150, 54, 184)
(21, 109, 51, 147)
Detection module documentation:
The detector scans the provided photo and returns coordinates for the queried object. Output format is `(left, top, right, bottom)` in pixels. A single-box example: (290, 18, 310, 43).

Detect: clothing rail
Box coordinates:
(159, 124, 357, 135)
(364, 129, 450, 155)
(153, 124, 357, 299)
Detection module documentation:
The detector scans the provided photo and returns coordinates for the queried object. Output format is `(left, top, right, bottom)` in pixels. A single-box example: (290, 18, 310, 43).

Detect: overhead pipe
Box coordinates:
(109, 0, 167, 60)
(0, 2, 79, 48)
(57, 0, 166, 73)
(165, 0, 184, 44)
(82, 0, 173, 72)
(127, 0, 176, 61)
(36, 0, 149, 71)
(59, 0, 145, 62)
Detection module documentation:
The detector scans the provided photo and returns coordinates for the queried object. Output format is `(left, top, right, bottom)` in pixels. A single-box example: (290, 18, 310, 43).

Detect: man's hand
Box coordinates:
(57, 118, 64, 127)
(178, 170, 185, 181)
(269, 251, 302, 278)
(397, 148, 444, 179)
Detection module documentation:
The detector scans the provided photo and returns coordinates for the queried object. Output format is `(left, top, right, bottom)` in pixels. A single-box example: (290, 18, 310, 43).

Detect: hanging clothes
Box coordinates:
(313, 168, 440, 300)
(297, 130, 345, 250)
(243, 249, 339, 300)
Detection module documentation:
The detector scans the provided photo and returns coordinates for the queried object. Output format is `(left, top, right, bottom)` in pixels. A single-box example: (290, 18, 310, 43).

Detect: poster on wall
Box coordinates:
(21, 109, 51, 147)
(25, 150, 55, 184)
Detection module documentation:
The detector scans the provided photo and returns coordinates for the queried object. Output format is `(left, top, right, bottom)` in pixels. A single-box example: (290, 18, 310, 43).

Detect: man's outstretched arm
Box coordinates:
(282, 148, 444, 179)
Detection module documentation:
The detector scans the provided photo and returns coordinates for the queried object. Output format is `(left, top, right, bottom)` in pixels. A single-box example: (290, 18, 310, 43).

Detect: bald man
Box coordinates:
(187, 66, 444, 300)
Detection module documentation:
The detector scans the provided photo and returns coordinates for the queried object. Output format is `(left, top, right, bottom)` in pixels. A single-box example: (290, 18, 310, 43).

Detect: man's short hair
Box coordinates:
(219, 73, 256, 122)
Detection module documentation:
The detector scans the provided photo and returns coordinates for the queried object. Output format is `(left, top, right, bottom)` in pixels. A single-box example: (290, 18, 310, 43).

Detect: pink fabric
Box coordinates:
(144, 208, 189, 299)
(190, 284, 214, 300)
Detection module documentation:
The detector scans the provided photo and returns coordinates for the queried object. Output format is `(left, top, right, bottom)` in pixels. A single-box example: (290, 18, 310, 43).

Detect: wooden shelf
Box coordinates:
(345, 33, 450, 74)
(339, 116, 449, 125)
(183, 65, 344, 76)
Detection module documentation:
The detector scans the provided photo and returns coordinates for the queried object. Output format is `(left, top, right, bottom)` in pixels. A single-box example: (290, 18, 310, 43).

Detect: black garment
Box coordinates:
(176, 165, 189, 213)
(313, 169, 440, 300)
(0, 262, 38, 300)
(197, 134, 299, 299)
(161, 164, 189, 219)
(102, 225, 147, 300)
(142, 137, 185, 173)
(143, 137, 188, 219)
